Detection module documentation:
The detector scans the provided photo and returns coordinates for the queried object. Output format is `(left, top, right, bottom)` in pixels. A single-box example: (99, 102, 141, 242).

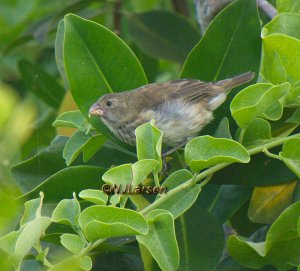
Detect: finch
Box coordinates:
(89, 72, 254, 146)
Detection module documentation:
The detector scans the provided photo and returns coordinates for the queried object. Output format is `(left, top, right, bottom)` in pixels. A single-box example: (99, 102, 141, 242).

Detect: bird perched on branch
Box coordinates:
(89, 72, 255, 148)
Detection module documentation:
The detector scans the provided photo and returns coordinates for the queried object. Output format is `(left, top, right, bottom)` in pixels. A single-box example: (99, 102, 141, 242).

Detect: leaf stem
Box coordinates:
(262, 147, 281, 160)
(153, 173, 160, 186)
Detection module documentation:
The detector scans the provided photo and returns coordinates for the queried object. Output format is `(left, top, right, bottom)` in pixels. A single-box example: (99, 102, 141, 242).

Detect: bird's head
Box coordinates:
(88, 93, 129, 125)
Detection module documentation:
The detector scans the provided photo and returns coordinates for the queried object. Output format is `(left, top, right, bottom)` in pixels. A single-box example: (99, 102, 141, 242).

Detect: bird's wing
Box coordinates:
(131, 79, 214, 107)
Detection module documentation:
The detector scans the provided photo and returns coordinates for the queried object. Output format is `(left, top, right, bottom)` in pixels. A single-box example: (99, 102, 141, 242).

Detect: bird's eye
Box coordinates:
(106, 100, 113, 107)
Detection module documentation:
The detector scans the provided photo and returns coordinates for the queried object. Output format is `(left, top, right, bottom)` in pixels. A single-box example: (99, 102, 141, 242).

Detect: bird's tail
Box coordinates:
(214, 71, 255, 92)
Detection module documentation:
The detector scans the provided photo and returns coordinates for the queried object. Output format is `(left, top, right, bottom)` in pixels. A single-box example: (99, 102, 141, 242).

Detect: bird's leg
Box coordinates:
(162, 141, 188, 157)
(161, 141, 188, 173)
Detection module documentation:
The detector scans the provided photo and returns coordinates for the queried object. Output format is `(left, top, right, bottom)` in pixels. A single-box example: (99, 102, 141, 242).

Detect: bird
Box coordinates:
(89, 72, 255, 148)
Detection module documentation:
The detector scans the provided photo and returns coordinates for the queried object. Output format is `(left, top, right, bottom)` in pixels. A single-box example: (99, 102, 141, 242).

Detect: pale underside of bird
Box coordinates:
(89, 72, 255, 146)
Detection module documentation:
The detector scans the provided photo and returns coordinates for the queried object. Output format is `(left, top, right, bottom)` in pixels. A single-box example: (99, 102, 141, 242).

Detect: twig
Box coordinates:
(113, 0, 122, 35)
(257, 0, 277, 19)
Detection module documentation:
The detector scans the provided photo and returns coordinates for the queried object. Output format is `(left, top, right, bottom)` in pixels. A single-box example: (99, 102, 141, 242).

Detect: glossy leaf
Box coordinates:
(242, 119, 272, 148)
(162, 169, 193, 191)
(212, 152, 296, 186)
(52, 196, 81, 226)
(79, 206, 148, 241)
(279, 138, 300, 178)
(102, 164, 132, 186)
(144, 184, 201, 219)
(20, 166, 105, 203)
(277, 0, 300, 13)
(79, 189, 108, 205)
(248, 182, 297, 224)
(261, 34, 300, 87)
(53, 111, 86, 131)
(230, 83, 290, 128)
(137, 209, 179, 271)
(228, 201, 300, 270)
(214, 117, 232, 139)
(132, 159, 159, 187)
(263, 14, 300, 40)
(60, 234, 85, 254)
(11, 136, 67, 194)
(176, 204, 224, 271)
(127, 10, 200, 63)
(199, 185, 252, 224)
(63, 14, 147, 147)
(181, 0, 260, 81)
(135, 120, 162, 173)
(18, 60, 65, 110)
(185, 136, 250, 172)
(63, 131, 106, 166)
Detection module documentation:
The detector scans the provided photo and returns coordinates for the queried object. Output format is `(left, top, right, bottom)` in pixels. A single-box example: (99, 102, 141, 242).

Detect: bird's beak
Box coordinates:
(88, 103, 104, 118)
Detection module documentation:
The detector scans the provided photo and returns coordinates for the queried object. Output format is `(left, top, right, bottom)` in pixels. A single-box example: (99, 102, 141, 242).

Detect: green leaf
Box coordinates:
(53, 111, 86, 131)
(280, 138, 300, 178)
(181, 0, 260, 80)
(79, 206, 148, 241)
(248, 182, 297, 224)
(287, 108, 300, 124)
(261, 34, 300, 87)
(60, 234, 85, 254)
(63, 131, 90, 166)
(230, 83, 290, 128)
(15, 217, 51, 260)
(228, 201, 300, 270)
(277, 0, 300, 13)
(20, 198, 41, 226)
(213, 117, 232, 139)
(18, 60, 65, 110)
(176, 204, 224, 271)
(11, 136, 67, 194)
(198, 185, 252, 224)
(135, 120, 162, 173)
(20, 166, 106, 203)
(144, 183, 201, 219)
(63, 14, 147, 148)
(263, 14, 300, 40)
(55, 19, 69, 88)
(80, 256, 92, 271)
(0, 228, 23, 255)
(102, 164, 132, 186)
(185, 136, 250, 172)
(79, 189, 108, 205)
(162, 169, 193, 191)
(126, 10, 200, 63)
(63, 131, 106, 166)
(52, 196, 81, 226)
(109, 194, 121, 206)
(137, 209, 179, 271)
(132, 159, 159, 187)
(242, 119, 272, 148)
(82, 134, 107, 162)
(212, 151, 296, 186)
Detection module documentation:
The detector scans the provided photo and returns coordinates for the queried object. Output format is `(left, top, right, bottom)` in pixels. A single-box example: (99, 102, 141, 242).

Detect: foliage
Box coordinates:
(0, 0, 300, 270)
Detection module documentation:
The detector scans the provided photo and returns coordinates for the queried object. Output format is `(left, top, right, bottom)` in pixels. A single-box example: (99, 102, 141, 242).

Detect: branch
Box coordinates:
(257, 0, 277, 19)
(141, 133, 300, 216)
